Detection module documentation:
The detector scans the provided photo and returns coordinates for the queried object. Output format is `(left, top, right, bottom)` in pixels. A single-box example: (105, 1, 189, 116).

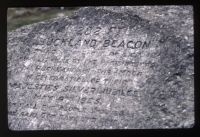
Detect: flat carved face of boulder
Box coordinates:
(7, 7, 194, 130)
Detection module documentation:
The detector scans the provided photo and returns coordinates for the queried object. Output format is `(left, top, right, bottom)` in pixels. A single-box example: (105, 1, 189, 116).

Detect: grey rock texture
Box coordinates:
(7, 6, 194, 130)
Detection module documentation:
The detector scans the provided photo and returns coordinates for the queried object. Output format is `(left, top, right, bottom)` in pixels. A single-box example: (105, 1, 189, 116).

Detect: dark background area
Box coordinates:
(7, 7, 80, 31)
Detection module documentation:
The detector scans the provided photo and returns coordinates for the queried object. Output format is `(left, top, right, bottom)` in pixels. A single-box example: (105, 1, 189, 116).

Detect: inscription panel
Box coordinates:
(8, 7, 193, 129)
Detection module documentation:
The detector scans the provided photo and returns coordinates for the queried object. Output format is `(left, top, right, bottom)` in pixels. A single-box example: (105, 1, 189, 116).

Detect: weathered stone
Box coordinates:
(7, 6, 194, 130)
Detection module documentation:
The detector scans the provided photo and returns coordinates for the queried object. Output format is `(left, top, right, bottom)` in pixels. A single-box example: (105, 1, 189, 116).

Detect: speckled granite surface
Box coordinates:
(7, 6, 194, 130)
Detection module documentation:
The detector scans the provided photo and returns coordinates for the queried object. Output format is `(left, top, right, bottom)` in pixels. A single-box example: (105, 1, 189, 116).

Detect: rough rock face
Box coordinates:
(7, 6, 194, 130)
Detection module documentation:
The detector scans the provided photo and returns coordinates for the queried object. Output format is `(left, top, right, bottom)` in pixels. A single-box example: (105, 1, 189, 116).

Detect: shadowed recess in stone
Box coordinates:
(7, 6, 194, 130)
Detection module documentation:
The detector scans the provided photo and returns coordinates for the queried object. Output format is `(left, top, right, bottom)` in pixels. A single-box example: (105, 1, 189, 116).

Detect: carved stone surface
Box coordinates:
(7, 6, 194, 130)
